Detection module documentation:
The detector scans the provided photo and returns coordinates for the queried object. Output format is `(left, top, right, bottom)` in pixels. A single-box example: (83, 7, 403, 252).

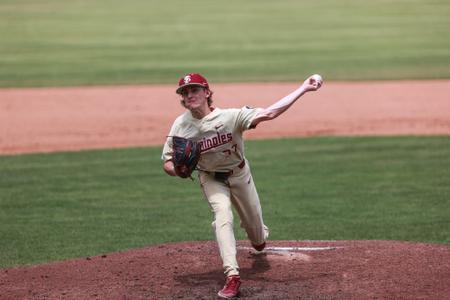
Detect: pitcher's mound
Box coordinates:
(1, 240, 449, 299)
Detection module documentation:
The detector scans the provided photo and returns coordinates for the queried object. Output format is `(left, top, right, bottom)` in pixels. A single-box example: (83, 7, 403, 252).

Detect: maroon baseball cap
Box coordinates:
(176, 73, 209, 94)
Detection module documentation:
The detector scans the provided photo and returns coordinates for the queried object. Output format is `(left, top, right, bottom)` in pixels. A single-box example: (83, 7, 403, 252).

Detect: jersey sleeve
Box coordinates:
(161, 120, 180, 161)
(161, 137, 173, 162)
(235, 106, 263, 131)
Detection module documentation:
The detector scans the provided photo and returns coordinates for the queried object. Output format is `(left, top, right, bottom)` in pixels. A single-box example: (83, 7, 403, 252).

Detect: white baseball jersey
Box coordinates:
(162, 106, 263, 172)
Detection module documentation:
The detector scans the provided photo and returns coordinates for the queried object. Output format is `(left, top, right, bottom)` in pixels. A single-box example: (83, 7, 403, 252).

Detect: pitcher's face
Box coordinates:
(180, 86, 210, 110)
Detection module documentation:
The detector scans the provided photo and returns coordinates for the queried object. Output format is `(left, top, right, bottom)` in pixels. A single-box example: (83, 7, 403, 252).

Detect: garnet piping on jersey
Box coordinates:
(199, 132, 233, 153)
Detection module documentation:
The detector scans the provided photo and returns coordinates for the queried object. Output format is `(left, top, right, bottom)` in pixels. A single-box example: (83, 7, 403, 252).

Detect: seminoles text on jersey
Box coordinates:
(199, 131, 233, 153)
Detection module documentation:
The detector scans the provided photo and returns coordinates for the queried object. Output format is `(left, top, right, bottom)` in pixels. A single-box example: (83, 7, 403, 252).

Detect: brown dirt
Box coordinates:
(1, 81, 450, 299)
(1, 80, 449, 154)
(1, 240, 450, 299)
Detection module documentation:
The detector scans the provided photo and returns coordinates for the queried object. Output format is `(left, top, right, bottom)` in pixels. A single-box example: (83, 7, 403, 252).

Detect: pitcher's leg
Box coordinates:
(200, 172, 239, 276)
(229, 166, 269, 247)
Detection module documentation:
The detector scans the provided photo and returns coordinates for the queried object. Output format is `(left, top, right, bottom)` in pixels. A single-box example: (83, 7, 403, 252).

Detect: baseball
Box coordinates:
(312, 74, 323, 86)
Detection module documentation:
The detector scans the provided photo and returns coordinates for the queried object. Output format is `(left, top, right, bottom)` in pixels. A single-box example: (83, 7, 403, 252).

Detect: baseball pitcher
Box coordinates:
(162, 73, 322, 298)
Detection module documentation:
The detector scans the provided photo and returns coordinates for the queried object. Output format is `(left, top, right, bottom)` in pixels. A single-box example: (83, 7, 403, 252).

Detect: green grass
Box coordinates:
(0, 0, 449, 87)
(0, 136, 449, 268)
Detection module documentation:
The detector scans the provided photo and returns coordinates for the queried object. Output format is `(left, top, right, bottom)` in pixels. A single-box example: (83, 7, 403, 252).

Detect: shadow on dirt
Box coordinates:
(174, 252, 271, 287)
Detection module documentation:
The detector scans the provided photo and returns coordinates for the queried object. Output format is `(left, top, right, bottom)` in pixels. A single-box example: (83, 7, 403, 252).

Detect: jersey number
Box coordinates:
(222, 144, 238, 156)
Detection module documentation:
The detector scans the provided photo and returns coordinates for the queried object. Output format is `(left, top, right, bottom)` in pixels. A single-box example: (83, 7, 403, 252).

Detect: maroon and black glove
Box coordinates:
(172, 136, 201, 179)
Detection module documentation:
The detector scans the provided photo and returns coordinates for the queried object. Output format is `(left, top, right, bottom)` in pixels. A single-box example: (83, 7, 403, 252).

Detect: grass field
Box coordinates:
(1, 0, 449, 87)
(1, 136, 449, 268)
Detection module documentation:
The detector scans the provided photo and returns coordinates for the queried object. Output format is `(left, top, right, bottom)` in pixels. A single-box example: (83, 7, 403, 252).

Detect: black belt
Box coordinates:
(214, 160, 246, 181)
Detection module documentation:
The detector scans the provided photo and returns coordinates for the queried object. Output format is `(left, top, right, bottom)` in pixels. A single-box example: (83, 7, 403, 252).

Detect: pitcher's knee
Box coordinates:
(213, 205, 233, 225)
(212, 201, 232, 214)
(215, 218, 233, 229)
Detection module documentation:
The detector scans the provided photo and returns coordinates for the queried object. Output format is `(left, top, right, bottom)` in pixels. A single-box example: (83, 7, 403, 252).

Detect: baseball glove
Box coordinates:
(172, 136, 201, 179)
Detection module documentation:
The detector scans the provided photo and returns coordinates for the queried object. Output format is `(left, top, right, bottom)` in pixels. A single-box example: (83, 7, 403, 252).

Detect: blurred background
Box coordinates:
(1, 0, 449, 87)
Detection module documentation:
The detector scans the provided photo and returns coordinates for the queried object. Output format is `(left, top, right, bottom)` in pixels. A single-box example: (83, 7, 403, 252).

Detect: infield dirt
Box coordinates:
(1, 80, 450, 154)
(1, 240, 450, 299)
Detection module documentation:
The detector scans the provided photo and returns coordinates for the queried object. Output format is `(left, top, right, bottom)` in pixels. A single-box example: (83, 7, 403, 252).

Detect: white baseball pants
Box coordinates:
(199, 161, 269, 276)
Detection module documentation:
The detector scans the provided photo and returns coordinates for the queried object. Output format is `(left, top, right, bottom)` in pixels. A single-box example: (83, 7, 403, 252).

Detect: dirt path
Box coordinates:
(1, 241, 449, 299)
(1, 80, 449, 155)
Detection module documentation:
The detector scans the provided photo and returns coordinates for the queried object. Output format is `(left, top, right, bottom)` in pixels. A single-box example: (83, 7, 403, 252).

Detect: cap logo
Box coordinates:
(183, 75, 191, 84)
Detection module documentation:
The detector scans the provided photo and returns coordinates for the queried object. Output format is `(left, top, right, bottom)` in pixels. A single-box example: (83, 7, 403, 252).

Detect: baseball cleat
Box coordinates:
(252, 241, 266, 252)
(217, 275, 241, 299)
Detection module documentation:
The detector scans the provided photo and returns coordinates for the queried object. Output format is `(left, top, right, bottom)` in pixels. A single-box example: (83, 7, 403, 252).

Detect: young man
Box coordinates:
(162, 73, 322, 298)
